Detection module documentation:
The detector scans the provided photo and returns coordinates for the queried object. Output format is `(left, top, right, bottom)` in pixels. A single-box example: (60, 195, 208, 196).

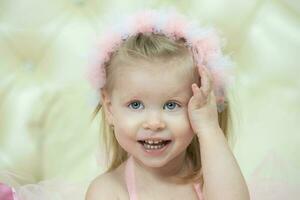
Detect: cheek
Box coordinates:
(113, 116, 139, 150)
(176, 123, 195, 151)
(167, 113, 195, 140)
(114, 128, 135, 153)
(114, 113, 139, 135)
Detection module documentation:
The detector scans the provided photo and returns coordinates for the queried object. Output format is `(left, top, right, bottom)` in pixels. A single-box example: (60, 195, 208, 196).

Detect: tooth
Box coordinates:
(143, 143, 166, 150)
(145, 140, 153, 144)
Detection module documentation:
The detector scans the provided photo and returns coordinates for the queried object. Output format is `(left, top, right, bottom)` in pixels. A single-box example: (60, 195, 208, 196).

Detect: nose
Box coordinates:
(142, 112, 166, 131)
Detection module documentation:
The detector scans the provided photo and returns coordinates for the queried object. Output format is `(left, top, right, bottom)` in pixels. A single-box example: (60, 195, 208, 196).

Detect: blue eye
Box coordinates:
(164, 102, 180, 111)
(128, 101, 181, 111)
(128, 101, 144, 110)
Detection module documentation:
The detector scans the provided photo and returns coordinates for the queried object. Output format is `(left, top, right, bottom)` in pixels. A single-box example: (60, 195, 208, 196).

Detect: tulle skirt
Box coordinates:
(0, 173, 88, 200)
(1, 152, 299, 200)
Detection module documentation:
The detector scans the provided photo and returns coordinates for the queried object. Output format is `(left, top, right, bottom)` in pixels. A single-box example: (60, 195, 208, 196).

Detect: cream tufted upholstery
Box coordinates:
(0, 0, 299, 196)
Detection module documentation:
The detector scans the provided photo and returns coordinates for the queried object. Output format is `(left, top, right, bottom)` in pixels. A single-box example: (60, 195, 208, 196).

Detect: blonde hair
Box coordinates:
(91, 33, 232, 188)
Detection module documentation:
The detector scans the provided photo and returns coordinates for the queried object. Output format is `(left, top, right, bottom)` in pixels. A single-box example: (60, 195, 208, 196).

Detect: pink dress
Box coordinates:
(1, 151, 299, 200)
(124, 156, 204, 200)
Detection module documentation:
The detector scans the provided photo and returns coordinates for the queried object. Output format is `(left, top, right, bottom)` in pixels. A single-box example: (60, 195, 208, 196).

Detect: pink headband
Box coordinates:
(85, 9, 235, 112)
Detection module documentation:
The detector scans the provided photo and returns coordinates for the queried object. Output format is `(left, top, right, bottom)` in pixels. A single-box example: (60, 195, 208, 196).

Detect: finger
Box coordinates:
(191, 84, 208, 108)
(191, 83, 208, 102)
(210, 90, 217, 103)
(191, 83, 201, 96)
(198, 66, 213, 97)
(203, 67, 214, 92)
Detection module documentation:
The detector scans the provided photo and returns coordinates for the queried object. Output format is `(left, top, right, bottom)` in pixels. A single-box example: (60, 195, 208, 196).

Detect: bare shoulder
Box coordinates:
(85, 172, 117, 200)
(85, 164, 128, 200)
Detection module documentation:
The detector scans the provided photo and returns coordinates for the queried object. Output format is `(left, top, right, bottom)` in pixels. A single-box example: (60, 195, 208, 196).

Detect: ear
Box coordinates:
(100, 89, 114, 126)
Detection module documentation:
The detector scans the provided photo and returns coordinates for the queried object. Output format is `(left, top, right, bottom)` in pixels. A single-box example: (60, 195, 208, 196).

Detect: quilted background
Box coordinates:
(0, 0, 299, 199)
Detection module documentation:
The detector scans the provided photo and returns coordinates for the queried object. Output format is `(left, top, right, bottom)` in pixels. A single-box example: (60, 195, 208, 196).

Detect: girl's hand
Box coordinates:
(187, 65, 220, 137)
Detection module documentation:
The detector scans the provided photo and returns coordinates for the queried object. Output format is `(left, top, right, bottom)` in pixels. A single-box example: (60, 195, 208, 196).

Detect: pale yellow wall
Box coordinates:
(0, 0, 299, 186)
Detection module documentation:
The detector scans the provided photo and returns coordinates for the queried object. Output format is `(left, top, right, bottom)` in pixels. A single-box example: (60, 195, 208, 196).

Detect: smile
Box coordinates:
(138, 140, 171, 152)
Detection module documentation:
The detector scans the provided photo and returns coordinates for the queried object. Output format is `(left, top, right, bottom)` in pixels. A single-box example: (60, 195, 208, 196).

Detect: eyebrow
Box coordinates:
(121, 89, 185, 101)
(120, 93, 140, 100)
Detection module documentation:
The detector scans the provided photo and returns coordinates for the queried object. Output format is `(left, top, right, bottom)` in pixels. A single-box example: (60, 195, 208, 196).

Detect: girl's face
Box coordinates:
(101, 59, 198, 169)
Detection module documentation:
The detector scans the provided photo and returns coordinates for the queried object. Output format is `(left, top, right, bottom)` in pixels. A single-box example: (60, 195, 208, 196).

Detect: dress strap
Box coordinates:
(124, 156, 204, 200)
(193, 182, 204, 200)
(124, 156, 138, 200)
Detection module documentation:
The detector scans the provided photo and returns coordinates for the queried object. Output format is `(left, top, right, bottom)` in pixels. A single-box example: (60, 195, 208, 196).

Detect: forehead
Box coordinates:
(112, 59, 198, 99)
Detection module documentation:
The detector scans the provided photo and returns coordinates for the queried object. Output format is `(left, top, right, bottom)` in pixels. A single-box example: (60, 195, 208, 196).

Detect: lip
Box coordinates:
(137, 137, 172, 141)
(138, 141, 172, 156)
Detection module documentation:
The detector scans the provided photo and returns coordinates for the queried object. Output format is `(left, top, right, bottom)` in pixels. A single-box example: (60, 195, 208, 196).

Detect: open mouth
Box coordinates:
(137, 140, 172, 150)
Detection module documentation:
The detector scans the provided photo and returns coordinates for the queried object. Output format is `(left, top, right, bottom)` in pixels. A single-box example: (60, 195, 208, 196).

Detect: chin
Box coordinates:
(139, 157, 171, 168)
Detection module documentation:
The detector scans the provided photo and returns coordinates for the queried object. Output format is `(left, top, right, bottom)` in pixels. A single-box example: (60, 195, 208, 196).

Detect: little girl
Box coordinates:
(85, 9, 250, 200)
